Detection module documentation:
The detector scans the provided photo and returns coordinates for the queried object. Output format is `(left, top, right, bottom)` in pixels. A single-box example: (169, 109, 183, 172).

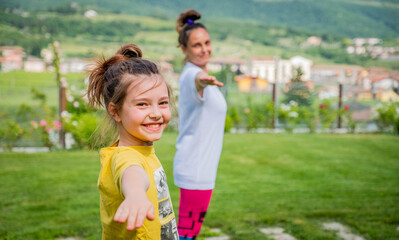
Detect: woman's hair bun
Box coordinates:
(116, 43, 143, 59)
(176, 9, 201, 32)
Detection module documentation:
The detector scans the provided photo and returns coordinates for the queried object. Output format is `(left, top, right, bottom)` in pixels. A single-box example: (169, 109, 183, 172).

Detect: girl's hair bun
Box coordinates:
(116, 43, 143, 59)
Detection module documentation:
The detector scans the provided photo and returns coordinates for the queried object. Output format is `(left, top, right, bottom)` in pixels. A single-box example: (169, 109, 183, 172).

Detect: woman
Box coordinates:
(173, 9, 227, 240)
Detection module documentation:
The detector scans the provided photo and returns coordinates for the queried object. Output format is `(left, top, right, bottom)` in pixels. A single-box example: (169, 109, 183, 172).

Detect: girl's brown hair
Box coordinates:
(87, 43, 173, 146)
(176, 9, 207, 47)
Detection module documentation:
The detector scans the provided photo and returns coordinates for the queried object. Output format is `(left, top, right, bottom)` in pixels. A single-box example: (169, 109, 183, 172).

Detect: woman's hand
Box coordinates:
(195, 71, 224, 94)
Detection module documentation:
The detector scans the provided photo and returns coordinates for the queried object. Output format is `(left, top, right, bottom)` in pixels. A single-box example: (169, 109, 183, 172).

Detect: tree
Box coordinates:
(283, 67, 313, 106)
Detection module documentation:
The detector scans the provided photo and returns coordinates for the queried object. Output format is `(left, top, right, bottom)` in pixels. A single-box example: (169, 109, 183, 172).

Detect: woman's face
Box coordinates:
(182, 27, 212, 70)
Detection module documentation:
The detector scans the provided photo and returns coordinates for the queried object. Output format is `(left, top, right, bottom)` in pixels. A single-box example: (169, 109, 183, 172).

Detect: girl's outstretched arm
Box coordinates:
(114, 165, 155, 230)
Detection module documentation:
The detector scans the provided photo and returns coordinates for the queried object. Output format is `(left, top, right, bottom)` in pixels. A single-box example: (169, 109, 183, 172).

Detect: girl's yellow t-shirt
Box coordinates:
(98, 142, 178, 240)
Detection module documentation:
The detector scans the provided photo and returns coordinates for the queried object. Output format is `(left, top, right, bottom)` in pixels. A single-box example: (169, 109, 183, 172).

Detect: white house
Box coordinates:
(317, 85, 339, 99)
(290, 56, 312, 80)
(84, 10, 97, 18)
(60, 58, 89, 73)
(207, 57, 247, 74)
(0, 46, 23, 72)
(24, 56, 46, 72)
(311, 65, 363, 86)
(247, 56, 311, 84)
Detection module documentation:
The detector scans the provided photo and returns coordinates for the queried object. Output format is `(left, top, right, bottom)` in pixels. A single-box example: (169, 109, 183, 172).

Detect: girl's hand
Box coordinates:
(114, 165, 154, 230)
(114, 195, 155, 230)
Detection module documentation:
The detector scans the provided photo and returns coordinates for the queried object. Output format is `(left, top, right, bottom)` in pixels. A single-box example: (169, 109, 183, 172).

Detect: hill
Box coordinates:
(1, 0, 398, 38)
(1, 1, 398, 70)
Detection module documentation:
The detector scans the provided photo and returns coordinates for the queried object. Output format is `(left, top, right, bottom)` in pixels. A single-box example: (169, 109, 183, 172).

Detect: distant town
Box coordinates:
(1, 36, 399, 118)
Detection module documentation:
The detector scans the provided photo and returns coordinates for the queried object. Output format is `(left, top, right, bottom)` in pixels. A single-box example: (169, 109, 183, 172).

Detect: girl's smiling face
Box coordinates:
(182, 27, 212, 71)
(112, 75, 171, 146)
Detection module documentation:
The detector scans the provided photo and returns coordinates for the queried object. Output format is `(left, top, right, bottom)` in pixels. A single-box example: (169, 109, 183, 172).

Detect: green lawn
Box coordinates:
(0, 133, 398, 239)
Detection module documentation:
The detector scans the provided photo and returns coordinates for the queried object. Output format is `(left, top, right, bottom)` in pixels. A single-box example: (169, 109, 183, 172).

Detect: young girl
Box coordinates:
(87, 43, 179, 240)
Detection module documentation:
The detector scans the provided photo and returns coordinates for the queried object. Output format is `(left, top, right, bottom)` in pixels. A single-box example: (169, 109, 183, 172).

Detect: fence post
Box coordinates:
(52, 41, 66, 149)
(273, 56, 280, 130)
(337, 83, 343, 128)
(272, 83, 276, 128)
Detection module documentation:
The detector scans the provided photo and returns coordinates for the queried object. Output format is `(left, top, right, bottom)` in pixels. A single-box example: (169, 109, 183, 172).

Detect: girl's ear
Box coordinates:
(108, 103, 121, 122)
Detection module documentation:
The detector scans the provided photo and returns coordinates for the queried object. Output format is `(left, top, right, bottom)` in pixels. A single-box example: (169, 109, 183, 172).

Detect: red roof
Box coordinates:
(250, 56, 274, 61)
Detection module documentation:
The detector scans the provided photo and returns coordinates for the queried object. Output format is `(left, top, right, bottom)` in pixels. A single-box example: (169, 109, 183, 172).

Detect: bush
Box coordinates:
(63, 112, 99, 149)
(318, 99, 337, 129)
(299, 105, 317, 133)
(374, 102, 399, 134)
(278, 101, 300, 133)
(338, 105, 357, 133)
(0, 119, 24, 151)
(229, 106, 241, 129)
(263, 102, 275, 128)
(225, 115, 233, 133)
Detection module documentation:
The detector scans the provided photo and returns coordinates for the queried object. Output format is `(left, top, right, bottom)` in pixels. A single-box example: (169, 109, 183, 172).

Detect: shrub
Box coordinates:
(338, 105, 356, 133)
(374, 102, 399, 134)
(0, 119, 24, 151)
(63, 112, 99, 149)
(263, 102, 275, 128)
(318, 99, 337, 129)
(225, 115, 233, 133)
(278, 101, 300, 133)
(299, 105, 317, 133)
(229, 106, 241, 129)
(245, 106, 264, 130)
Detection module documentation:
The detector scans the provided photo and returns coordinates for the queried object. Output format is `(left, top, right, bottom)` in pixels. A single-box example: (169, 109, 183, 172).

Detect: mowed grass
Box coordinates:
(0, 133, 398, 239)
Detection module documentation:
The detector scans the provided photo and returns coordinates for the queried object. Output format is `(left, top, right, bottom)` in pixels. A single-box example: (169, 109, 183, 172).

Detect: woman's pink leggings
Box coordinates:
(177, 188, 213, 238)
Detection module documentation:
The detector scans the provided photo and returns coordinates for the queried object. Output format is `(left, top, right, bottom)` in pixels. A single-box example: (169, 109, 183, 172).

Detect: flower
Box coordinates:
(244, 108, 250, 114)
(67, 95, 75, 102)
(53, 120, 62, 130)
(30, 121, 38, 128)
(61, 77, 68, 88)
(344, 105, 349, 111)
(288, 111, 298, 118)
(61, 111, 71, 118)
(40, 120, 47, 127)
(281, 104, 291, 112)
(73, 101, 80, 108)
(319, 104, 326, 109)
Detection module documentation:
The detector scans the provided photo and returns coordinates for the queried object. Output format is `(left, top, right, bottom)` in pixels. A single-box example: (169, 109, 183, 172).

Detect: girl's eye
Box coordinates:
(137, 103, 147, 106)
(160, 101, 169, 105)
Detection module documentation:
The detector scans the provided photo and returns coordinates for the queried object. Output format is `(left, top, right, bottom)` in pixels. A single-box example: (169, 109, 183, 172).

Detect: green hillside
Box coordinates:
(1, 0, 398, 38)
(1, 1, 398, 70)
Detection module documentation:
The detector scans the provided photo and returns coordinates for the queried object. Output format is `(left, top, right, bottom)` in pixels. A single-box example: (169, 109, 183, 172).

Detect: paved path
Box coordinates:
(59, 221, 397, 239)
(323, 222, 365, 240)
(259, 222, 369, 240)
(259, 227, 296, 240)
